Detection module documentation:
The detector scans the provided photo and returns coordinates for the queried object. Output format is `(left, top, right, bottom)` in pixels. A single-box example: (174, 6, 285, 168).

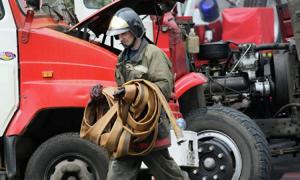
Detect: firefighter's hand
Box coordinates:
(113, 87, 126, 100)
(90, 84, 104, 102)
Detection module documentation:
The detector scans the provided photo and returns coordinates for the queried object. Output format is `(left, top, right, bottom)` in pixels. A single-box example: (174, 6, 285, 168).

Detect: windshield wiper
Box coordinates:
(60, 3, 79, 25)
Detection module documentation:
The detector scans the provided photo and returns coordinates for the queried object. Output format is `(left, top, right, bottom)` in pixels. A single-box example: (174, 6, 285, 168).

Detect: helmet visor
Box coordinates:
(107, 15, 130, 36)
(106, 28, 130, 36)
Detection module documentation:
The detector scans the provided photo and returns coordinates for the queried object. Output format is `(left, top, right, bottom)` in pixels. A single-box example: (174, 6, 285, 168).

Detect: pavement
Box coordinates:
(271, 154, 300, 180)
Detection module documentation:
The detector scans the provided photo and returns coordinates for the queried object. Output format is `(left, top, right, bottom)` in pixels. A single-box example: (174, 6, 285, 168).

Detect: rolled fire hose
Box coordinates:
(80, 79, 184, 158)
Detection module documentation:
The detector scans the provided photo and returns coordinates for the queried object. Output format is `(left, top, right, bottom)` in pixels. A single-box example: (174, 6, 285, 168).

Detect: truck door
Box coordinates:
(0, 1, 19, 135)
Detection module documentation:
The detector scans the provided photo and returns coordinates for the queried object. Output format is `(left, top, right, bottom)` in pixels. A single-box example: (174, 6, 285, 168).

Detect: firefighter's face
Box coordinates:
(118, 31, 134, 47)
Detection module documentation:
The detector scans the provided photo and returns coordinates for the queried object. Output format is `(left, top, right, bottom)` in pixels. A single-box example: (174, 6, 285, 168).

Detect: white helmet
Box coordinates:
(107, 8, 145, 39)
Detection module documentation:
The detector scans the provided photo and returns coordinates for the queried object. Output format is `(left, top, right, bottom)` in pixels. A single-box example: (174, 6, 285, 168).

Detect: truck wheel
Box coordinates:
(186, 106, 271, 180)
(24, 133, 108, 180)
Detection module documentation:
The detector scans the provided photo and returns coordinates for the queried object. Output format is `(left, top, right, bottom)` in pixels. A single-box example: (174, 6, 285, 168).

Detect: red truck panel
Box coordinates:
(6, 28, 117, 135)
(222, 8, 274, 44)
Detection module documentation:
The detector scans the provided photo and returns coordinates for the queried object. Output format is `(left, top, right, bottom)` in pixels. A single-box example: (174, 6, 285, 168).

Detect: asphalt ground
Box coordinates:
(271, 154, 300, 180)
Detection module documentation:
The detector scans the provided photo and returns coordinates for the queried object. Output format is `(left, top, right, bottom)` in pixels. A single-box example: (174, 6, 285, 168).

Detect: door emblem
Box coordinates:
(0, 51, 16, 61)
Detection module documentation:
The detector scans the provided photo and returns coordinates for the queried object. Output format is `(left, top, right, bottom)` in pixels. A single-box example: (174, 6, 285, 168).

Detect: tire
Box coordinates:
(24, 133, 109, 180)
(186, 106, 271, 180)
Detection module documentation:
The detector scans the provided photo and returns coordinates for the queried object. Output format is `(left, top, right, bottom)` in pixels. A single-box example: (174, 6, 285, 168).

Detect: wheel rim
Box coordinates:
(190, 130, 242, 180)
(45, 153, 97, 180)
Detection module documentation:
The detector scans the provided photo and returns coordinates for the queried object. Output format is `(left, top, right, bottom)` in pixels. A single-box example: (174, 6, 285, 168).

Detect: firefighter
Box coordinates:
(99, 7, 184, 180)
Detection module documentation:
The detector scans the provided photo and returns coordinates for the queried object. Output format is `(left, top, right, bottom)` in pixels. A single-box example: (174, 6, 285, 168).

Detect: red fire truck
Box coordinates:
(0, 0, 271, 179)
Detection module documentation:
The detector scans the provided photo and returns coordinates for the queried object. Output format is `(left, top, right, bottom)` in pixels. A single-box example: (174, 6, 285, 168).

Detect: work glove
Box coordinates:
(90, 84, 104, 102)
(113, 87, 126, 100)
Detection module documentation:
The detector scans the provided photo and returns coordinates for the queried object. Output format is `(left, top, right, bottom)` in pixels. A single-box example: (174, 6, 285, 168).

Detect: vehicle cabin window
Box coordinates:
(17, 0, 73, 17)
(83, 0, 111, 9)
(0, 1, 4, 20)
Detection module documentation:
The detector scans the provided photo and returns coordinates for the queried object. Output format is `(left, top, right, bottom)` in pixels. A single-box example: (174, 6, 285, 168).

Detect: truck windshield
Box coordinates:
(17, 0, 72, 17)
(83, 0, 111, 9)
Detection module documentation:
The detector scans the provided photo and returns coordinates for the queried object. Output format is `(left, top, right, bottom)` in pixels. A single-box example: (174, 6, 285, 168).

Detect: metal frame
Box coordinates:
(0, 1, 4, 19)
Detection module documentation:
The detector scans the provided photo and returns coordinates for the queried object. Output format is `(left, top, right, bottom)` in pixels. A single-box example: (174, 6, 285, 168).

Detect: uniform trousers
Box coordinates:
(106, 148, 184, 180)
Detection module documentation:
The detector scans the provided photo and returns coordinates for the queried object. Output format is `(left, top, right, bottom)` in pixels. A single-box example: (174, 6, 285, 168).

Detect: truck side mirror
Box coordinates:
(26, 0, 42, 10)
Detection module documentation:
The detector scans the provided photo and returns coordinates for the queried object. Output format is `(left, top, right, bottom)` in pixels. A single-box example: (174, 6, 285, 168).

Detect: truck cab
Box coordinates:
(0, 0, 118, 179)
